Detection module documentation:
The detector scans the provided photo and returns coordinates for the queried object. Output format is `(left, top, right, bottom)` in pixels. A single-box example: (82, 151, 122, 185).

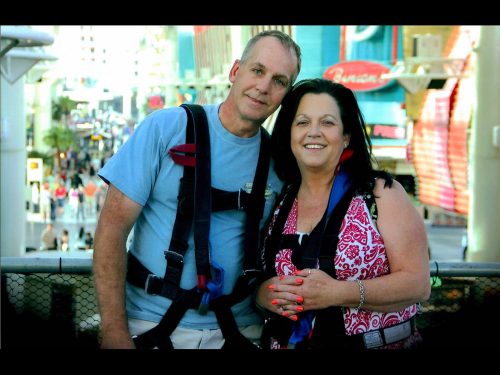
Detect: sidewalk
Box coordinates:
(25, 206, 99, 258)
(425, 219, 466, 262)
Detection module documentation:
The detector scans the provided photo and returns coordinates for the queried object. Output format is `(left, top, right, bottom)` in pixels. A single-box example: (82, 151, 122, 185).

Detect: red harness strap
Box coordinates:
(169, 144, 197, 167)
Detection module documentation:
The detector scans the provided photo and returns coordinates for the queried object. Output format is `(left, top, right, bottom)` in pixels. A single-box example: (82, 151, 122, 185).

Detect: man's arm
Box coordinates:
(93, 184, 143, 349)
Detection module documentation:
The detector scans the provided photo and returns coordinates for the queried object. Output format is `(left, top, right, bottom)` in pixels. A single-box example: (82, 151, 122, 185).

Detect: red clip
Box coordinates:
(197, 275, 207, 291)
(334, 149, 354, 176)
(169, 143, 197, 167)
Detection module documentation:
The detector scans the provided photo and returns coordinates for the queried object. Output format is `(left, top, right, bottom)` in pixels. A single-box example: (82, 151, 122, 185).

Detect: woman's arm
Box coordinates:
(271, 179, 431, 315)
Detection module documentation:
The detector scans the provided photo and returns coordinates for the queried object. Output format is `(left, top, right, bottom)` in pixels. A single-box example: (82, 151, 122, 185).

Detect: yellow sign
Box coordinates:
(91, 134, 103, 140)
(27, 158, 43, 183)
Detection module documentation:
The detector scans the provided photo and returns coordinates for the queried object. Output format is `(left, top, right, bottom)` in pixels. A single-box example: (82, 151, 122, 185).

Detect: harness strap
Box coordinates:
(242, 128, 271, 272)
(308, 315, 416, 349)
(184, 104, 212, 288)
(132, 289, 196, 349)
(127, 252, 264, 310)
(162, 105, 197, 287)
(211, 188, 250, 212)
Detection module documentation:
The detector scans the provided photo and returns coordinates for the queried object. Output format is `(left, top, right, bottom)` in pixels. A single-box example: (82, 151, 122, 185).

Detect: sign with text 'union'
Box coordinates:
(324, 61, 392, 92)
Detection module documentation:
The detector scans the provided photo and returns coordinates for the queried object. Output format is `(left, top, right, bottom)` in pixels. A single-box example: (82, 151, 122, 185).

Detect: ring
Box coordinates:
(308, 269, 313, 275)
(279, 306, 284, 311)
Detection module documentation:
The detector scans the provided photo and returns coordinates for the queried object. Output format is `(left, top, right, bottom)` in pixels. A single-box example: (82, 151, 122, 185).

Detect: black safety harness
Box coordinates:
(126, 104, 270, 349)
(261, 177, 416, 349)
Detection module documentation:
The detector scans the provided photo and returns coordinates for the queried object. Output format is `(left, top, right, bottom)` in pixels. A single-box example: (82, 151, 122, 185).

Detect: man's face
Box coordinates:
(229, 37, 298, 126)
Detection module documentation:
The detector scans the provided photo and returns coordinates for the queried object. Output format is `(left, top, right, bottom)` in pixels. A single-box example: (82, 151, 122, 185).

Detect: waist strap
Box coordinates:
(307, 315, 416, 349)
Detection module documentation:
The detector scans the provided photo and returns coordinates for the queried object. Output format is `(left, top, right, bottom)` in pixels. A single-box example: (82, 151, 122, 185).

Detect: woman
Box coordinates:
(254, 79, 430, 349)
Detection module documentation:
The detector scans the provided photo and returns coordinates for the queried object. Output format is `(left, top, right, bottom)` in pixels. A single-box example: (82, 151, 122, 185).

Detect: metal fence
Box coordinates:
(2, 258, 499, 349)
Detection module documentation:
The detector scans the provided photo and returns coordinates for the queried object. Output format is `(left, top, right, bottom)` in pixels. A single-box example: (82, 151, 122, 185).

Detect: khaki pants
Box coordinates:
(128, 319, 263, 349)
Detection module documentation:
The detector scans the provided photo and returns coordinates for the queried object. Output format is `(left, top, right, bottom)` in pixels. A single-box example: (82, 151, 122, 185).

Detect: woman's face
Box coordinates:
(290, 93, 350, 174)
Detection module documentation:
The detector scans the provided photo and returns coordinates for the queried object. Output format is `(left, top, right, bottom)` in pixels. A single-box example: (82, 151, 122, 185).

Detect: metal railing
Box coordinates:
(2, 257, 499, 349)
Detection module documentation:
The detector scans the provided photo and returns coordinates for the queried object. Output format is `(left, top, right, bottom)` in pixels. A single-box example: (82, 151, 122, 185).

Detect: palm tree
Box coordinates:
(43, 124, 78, 168)
(52, 96, 77, 123)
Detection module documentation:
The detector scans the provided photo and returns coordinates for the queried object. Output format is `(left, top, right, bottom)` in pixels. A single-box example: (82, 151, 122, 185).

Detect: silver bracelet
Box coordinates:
(357, 279, 365, 310)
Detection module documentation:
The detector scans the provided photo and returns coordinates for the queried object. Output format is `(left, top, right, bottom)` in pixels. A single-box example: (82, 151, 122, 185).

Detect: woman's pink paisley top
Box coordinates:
(262, 193, 422, 349)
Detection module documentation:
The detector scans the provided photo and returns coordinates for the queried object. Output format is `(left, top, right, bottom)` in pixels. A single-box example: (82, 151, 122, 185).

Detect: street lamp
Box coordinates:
(1, 26, 58, 84)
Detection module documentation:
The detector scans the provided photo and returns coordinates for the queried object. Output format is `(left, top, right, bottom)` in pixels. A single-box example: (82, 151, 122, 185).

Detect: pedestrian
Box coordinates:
(40, 183, 52, 222)
(95, 178, 107, 214)
(59, 168, 67, 185)
(61, 229, 70, 251)
(55, 181, 67, 217)
(254, 78, 430, 349)
(40, 223, 57, 251)
(70, 170, 84, 189)
(84, 149, 91, 169)
(85, 232, 94, 249)
(74, 227, 86, 250)
(89, 163, 96, 179)
(68, 187, 79, 214)
(93, 30, 301, 349)
(31, 182, 40, 214)
(84, 179, 97, 215)
(76, 186, 86, 221)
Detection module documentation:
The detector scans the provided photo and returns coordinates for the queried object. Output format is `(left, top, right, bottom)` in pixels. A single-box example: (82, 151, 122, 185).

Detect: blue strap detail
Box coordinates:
(327, 167, 353, 217)
(199, 240, 225, 305)
(288, 311, 314, 345)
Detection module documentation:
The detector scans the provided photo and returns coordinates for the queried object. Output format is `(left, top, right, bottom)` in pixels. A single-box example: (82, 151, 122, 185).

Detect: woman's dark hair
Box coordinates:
(271, 78, 392, 193)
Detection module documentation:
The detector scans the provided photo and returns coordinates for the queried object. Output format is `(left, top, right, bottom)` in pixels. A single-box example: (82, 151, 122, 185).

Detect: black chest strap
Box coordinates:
(262, 181, 357, 349)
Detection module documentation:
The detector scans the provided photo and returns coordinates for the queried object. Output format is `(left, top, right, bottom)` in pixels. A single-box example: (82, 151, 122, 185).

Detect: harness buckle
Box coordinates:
(144, 274, 161, 296)
(238, 189, 244, 210)
(164, 250, 184, 264)
(241, 269, 261, 277)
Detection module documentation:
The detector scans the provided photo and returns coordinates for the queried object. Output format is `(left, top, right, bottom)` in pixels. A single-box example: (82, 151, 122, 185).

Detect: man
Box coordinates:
(40, 223, 57, 250)
(54, 181, 67, 218)
(84, 179, 97, 215)
(70, 170, 84, 189)
(40, 183, 52, 222)
(93, 30, 301, 349)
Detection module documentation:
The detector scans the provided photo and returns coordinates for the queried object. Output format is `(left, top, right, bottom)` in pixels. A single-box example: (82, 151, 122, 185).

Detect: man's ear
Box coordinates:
(228, 59, 241, 84)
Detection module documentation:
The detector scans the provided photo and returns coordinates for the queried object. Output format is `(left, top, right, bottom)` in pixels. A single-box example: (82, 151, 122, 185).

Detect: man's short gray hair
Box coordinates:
(239, 30, 302, 85)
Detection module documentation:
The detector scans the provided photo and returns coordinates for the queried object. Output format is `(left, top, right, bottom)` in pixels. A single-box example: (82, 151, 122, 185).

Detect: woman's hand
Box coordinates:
(272, 269, 338, 311)
(255, 275, 305, 321)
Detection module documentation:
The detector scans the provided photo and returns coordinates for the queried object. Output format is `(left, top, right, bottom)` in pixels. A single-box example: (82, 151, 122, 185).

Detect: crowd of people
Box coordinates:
(37, 148, 106, 251)
(39, 149, 108, 223)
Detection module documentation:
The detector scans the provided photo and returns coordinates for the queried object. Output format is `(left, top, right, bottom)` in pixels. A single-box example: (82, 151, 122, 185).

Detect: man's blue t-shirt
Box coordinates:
(98, 104, 283, 329)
